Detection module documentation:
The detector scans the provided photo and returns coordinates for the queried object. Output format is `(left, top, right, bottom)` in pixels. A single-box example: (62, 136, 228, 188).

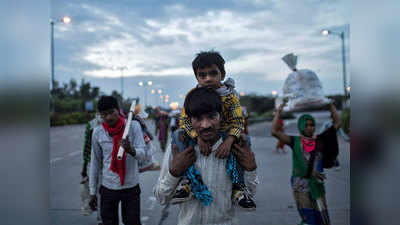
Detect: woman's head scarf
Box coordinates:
(297, 114, 316, 135)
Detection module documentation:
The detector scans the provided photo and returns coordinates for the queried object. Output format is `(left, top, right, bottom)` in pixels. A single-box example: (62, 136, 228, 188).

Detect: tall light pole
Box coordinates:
(151, 89, 155, 106)
(50, 16, 71, 90)
(321, 27, 349, 98)
(138, 81, 152, 107)
(113, 66, 128, 98)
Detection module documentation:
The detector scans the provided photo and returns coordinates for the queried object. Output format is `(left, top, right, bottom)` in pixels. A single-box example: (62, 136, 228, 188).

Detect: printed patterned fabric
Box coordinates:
(226, 152, 244, 185)
(185, 165, 213, 206)
(171, 129, 245, 206)
(293, 190, 331, 225)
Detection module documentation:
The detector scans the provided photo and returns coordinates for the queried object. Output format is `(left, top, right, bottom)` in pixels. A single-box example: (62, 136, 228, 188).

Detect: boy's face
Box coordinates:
(100, 108, 119, 127)
(195, 64, 224, 89)
(191, 112, 221, 143)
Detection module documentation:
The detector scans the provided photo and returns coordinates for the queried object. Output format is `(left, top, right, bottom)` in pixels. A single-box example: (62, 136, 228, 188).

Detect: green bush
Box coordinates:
(52, 98, 85, 113)
(51, 112, 96, 126)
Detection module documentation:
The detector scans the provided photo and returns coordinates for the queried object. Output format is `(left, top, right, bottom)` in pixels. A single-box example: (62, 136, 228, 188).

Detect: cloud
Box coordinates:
(52, 0, 349, 96)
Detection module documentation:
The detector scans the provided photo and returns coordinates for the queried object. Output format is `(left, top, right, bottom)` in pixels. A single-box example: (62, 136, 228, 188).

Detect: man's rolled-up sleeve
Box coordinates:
(153, 145, 181, 205)
(89, 130, 102, 195)
(129, 120, 146, 162)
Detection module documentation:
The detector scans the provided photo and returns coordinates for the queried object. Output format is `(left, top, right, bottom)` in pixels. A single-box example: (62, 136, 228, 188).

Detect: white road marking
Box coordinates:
(50, 150, 81, 165)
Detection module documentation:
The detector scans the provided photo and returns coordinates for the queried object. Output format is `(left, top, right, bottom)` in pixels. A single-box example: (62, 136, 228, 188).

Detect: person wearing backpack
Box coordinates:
(271, 102, 340, 225)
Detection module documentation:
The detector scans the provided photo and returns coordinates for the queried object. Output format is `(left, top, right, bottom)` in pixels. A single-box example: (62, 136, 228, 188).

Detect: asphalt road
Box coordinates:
(50, 111, 349, 225)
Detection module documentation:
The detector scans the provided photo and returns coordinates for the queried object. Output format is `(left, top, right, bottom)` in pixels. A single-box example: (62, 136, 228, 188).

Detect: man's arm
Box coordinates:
(89, 129, 102, 196)
(271, 103, 291, 145)
(128, 120, 147, 161)
(153, 144, 195, 205)
(82, 123, 92, 177)
(232, 135, 258, 196)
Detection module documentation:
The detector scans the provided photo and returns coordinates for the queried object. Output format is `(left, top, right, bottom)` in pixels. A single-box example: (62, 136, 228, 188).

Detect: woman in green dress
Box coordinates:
(271, 102, 341, 225)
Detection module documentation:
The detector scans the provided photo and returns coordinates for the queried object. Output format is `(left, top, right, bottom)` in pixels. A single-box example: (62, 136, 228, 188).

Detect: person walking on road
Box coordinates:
(271, 102, 341, 225)
(89, 95, 146, 225)
(81, 113, 103, 224)
(155, 110, 169, 152)
(154, 87, 258, 225)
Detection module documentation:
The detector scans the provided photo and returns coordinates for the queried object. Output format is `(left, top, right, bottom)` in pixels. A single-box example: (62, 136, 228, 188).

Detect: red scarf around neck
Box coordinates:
(301, 136, 316, 153)
(102, 116, 126, 185)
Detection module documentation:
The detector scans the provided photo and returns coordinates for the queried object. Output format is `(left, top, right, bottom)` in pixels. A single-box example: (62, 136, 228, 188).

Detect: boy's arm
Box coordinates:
(215, 94, 243, 158)
(226, 94, 244, 139)
(180, 106, 198, 138)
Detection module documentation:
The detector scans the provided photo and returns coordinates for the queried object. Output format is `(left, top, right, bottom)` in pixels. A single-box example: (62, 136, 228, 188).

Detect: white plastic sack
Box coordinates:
(138, 141, 158, 172)
(280, 53, 330, 112)
(80, 176, 93, 216)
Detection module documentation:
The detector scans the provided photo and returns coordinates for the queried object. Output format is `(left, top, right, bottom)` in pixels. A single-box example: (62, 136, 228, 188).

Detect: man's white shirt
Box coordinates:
(154, 138, 258, 225)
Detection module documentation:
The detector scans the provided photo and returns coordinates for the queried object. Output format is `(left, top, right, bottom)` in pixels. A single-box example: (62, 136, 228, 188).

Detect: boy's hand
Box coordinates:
(215, 136, 235, 159)
(197, 136, 211, 156)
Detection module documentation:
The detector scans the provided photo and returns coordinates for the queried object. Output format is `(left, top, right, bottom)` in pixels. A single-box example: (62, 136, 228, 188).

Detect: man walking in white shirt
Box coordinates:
(154, 87, 258, 225)
(89, 95, 146, 225)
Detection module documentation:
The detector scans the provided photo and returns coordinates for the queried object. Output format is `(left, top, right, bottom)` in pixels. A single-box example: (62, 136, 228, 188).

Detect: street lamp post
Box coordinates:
(138, 81, 152, 107)
(113, 66, 128, 98)
(50, 16, 71, 90)
(321, 28, 349, 98)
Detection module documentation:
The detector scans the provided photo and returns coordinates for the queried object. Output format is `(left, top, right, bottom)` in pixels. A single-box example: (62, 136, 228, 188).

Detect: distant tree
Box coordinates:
(111, 90, 123, 106)
(90, 87, 100, 99)
(240, 94, 275, 115)
(69, 79, 79, 98)
(79, 79, 91, 100)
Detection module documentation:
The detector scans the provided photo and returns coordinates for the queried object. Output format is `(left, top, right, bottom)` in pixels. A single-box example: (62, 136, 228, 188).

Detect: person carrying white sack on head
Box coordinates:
(281, 53, 331, 112)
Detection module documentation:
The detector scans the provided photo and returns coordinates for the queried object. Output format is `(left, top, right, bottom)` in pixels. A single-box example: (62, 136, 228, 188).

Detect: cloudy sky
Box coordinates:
(51, 0, 349, 106)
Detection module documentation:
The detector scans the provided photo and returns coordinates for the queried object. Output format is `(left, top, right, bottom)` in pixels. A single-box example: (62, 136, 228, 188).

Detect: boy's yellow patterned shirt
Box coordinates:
(179, 88, 244, 139)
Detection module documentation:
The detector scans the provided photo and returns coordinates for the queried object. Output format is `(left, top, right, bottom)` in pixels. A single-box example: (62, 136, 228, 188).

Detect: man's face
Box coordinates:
(196, 64, 224, 89)
(100, 108, 119, 127)
(303, 119, 315, 137)
(191, 112, 221, 142)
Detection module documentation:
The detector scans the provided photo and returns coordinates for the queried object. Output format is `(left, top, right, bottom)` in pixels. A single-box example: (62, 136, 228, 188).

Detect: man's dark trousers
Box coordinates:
(100, 185, 142, 225)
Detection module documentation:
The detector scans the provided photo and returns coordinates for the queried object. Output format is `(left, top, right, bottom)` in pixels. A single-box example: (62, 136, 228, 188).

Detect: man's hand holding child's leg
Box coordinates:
(197, 136, 212, 156)
(215, 135, 235, 158)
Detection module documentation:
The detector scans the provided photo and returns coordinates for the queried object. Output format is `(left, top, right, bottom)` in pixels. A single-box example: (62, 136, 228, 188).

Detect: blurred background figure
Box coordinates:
(80, 113, 103, 225)
(155, 110, 169, 152)
(169, 106, 181, 134)
(241, 106, 252, 147)
(133, 104, 161, 172)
